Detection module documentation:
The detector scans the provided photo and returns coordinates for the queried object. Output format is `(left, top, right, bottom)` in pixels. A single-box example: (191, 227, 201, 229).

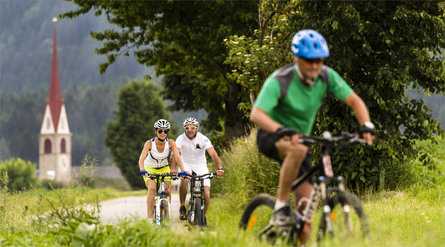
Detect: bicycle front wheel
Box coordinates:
(317, 188, 370, 242)
(160, 199, 169, 224)
(193, 198, 203, 225)
(239, 194, 277, 240)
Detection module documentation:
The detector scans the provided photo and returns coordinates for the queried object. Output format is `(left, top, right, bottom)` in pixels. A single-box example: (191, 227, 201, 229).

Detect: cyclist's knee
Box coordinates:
(147, 187, 156, 196)
(285, 144, 308, 160)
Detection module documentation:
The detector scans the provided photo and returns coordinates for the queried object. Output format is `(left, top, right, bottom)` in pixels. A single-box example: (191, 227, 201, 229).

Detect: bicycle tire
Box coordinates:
(317, 187, 370, 242)
(239, 193, 276, 229)
(160, 199, 169, 224)
(239, 193, 284, 244)
(193, 198, 203, 225)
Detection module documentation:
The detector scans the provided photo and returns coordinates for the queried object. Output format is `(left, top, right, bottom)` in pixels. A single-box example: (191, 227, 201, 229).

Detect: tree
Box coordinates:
(0, 158, 37, 192)
(61, 0, 259, 144)
(104, 79, 177, 189)
(225, 1, 445, 189)
(0, 90, 47, 163)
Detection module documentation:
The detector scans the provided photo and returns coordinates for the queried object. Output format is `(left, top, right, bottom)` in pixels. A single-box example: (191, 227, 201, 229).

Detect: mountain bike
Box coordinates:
(147, 173, 182, 225)
(181, 172, 217, 226)
(239, 131, 370, 245)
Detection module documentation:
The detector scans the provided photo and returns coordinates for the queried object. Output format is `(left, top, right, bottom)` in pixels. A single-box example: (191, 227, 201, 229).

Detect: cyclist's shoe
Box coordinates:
(271, 205, 296, 227)
(179, 205, 187, 220)
(203, 216, 207, 226)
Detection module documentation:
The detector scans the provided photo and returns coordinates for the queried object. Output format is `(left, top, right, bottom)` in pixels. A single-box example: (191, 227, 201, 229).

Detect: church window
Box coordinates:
(61, 138, 66, 153)
(44, 139, 52, 153)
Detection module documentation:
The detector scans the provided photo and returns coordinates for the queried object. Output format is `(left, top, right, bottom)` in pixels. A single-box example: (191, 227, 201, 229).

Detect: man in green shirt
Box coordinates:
(250, 29, 375, 242)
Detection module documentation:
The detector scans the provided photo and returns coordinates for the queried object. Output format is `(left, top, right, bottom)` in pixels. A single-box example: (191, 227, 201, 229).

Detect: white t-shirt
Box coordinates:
(175, 132, 213, 164)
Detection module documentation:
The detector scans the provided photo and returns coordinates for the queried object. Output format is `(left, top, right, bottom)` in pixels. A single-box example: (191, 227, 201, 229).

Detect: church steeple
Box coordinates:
(47, 17, 63, 132)
(39, 17, 72, 183)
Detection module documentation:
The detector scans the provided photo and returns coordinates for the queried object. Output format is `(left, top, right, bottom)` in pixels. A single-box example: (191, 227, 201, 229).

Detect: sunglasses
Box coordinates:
(302, 58, 325, 64)
(184, 126, 197, 130)
(157, 129, 169, 134)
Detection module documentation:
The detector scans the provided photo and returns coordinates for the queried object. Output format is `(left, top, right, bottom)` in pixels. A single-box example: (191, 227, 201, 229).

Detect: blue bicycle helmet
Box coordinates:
(291, 29, 329, 59)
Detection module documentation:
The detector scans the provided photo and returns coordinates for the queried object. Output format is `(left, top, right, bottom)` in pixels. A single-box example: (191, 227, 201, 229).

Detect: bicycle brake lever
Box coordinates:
(350, 134, 366, 144)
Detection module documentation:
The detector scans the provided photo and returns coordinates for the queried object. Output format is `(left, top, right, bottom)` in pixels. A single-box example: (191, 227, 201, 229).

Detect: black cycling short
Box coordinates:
(257, 128, 313, 181)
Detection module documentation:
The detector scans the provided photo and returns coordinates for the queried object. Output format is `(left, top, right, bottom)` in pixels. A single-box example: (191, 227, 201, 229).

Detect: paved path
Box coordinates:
(99, 194, 184, 224)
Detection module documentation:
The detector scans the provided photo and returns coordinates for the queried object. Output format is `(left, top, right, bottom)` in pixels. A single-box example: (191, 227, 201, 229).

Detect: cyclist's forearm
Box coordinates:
(345, 93, 371, 125)
(169, 154, 176, 169)
(138, 155, 145, 171)
(212, 154, 222, 169)
(173, 150, 185, 171)
(250, 107, 281, 132)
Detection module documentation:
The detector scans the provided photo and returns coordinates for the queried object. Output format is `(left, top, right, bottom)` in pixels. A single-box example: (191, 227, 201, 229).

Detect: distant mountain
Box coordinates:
(0, 0, 150, 93)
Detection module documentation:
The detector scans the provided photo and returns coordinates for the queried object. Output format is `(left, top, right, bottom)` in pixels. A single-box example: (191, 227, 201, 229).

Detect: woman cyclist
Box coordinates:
(138, 119, 186, 221)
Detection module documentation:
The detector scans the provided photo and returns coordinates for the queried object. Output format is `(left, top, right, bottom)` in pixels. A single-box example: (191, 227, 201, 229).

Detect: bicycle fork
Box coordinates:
(319, 177, 352, 237)
(154, 178, 170, 225)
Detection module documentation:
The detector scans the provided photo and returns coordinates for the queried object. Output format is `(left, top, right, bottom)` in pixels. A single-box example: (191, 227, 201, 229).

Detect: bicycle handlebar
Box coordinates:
(145, 173, 185, 180)
(181, 172, 218, 180)
(298, 131, 366, 145)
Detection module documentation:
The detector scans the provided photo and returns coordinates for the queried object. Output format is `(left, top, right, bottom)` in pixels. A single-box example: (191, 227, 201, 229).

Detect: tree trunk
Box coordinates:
(224, 82, 249, 144)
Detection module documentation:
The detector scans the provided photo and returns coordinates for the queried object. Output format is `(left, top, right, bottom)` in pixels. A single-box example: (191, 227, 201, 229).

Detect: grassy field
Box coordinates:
(0, 186, 145, 235)
(0, 136, 443, 246)
(2, 178, 442, 246)
(205, 182, 445, 247)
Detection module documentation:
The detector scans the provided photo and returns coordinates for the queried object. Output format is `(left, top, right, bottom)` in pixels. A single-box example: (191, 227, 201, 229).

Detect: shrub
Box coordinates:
(214, 129, 280, 205)
(0, 158, 37, 192)
(40, 179, 66, 190)
(405, 135, 445, 188)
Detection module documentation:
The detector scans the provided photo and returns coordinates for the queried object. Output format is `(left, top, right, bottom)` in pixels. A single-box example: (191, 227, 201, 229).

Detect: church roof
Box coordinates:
(46, 20, 64, 132)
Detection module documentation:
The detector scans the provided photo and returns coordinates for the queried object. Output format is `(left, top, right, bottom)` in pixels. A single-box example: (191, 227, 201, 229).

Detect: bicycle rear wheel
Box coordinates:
(317, 188, 370, 242)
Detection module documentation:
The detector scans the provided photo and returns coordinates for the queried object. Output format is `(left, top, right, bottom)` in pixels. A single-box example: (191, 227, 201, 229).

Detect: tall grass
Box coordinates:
(0, 186, 144, 235)
(206, 182, 445, 247)
(0, 134, 443, 246)
(212, 129, 280, 205)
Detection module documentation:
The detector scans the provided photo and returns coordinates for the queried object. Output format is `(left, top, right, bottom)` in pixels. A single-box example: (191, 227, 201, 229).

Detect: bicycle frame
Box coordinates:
(294, 143, 349, 234)
(258, 132, 364, 240)
(148, 173, 177, 225)
(183, 173, 216, 225)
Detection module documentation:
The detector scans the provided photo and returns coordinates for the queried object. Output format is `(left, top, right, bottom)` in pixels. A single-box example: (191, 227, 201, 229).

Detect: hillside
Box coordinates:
(0, 0, 149, 93)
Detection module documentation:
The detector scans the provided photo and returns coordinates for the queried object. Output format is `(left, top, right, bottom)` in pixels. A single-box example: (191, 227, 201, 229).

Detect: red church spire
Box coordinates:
(47, 17, 63, 132)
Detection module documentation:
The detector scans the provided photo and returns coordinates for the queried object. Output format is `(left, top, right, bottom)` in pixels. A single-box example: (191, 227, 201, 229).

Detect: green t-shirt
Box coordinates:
(254, 65, 353, 134)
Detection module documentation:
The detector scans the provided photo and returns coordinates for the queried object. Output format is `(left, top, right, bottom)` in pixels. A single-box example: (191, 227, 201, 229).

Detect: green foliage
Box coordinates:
(40, 179, 66, 190)
(0, 186, 143, 235)
(405, 135, 445, 187)
(1, 183, 444, 247)
(0, 81, 123, 165)
(0, 158, 37, 192)
(105, 79, 177, 189)
(0, 90, 47, 162)
(77, 155, 97, 187)
(64, 82, 124, 166)
(225, 1, 445, 190)
(61, 0, 259, 143)
(213, 129, 280, 204)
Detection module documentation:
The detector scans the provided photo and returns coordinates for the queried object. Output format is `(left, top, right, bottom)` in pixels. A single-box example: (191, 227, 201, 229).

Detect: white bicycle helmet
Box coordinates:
(183, 117, 199, 127)
(154, 119, 171, 129)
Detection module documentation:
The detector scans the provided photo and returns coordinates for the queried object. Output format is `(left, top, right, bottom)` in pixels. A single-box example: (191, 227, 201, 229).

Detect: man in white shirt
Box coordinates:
(175, 117, 224, 223)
